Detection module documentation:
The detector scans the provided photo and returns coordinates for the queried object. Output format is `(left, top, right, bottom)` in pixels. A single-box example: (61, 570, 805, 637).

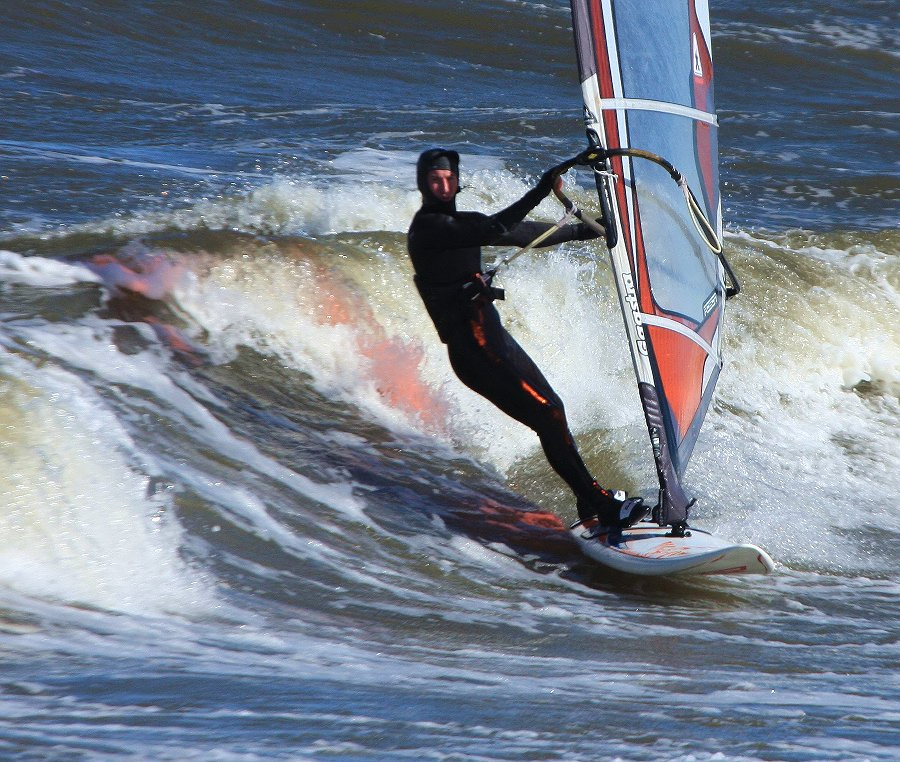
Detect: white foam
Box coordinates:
(809, 20, 897, 56)
(0, 250, 100, 288)
(0, 349, 213, 615)
(9, 317, 363, 526)
(7, 148, 539, 242)
(688, 232, 900, 570)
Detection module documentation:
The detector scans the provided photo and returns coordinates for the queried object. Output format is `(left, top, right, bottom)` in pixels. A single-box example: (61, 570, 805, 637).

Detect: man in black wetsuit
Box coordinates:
(407, 148, 646, 528)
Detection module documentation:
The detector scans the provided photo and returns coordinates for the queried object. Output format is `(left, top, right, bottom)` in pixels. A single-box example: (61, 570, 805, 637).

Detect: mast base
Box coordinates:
(666, 521, 691, 538)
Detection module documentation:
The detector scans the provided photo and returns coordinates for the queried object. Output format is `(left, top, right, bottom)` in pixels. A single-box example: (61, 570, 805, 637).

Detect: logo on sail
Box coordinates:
(692, 33, 703, 77)
(621, 271, 649, 357)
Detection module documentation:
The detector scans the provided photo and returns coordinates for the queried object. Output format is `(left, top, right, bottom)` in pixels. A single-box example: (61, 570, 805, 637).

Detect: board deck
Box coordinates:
(572, 520, 775, 576)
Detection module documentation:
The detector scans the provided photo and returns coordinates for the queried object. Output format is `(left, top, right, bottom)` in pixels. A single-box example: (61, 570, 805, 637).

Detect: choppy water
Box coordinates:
(1, 1, 898, 760)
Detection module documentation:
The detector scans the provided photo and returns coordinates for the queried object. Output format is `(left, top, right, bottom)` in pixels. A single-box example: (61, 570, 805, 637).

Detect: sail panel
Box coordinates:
(570, 0, 727, 518)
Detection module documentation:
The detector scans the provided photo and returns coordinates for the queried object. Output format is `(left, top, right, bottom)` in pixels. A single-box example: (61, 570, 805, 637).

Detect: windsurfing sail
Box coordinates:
(569, 0, 731, 528)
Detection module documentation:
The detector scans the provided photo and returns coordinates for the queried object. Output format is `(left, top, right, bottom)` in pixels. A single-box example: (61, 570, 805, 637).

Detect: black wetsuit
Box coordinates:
(407, 152, 618, 518)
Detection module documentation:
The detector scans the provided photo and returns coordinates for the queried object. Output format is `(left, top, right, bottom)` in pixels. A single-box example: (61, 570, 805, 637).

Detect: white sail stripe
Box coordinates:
(600, 2, 621, 95)
(695, 0, 713, 58)
(599, 97, 718, 125)
(640, 313, 717, 359)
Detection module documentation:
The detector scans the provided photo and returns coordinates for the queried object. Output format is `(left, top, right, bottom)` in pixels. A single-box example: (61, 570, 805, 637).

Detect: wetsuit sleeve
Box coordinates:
(409, 168, 584, 255)
(489, 165, 602, 242)
(495, 219, 602, 248)
(489, 183, 554, 235)
(410, 180, 556, 252)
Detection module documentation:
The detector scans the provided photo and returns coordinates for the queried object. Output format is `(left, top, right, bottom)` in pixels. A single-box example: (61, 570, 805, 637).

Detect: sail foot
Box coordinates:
(639, 382, 693, 527)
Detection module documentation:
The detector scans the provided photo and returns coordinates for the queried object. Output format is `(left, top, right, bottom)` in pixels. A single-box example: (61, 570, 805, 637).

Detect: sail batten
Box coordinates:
(597, 98, 718, 125)
(569, 0, 727, 526)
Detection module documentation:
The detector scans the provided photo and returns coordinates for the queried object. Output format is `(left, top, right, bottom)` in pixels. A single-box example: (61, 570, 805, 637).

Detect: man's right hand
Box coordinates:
(538, 159, 575, 193)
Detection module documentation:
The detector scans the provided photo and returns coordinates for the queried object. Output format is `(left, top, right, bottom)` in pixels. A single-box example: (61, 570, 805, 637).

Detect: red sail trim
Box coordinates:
(589, 0, 614, 102)
(586, 0, 636, 267)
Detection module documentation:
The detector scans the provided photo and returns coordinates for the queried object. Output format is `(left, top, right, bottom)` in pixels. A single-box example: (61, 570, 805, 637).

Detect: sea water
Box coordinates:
(0, 1, 897, 759)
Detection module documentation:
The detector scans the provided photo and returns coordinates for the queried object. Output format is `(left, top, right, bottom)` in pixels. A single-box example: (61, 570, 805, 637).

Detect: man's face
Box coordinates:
(427, 169, 458, 203)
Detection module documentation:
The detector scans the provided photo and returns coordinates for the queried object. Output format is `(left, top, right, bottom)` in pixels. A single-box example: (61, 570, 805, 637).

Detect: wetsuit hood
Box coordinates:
(416, 148, 460, 211)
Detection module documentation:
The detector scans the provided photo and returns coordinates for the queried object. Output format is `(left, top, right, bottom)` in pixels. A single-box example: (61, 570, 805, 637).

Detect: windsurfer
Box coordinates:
(407, 148, 646, 528)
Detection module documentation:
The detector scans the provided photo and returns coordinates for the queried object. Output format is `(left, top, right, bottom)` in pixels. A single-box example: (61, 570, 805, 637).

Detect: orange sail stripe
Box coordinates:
(646, 324, 707, 442)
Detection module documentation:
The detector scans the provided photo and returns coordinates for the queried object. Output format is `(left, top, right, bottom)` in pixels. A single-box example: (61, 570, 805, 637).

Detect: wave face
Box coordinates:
(1, 1, 897, 759)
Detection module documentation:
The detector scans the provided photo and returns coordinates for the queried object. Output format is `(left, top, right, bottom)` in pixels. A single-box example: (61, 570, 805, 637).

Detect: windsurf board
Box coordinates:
(572, 520, 775, 576)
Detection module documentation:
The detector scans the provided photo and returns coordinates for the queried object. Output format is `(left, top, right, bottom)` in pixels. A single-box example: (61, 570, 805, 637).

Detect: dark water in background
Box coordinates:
(1, 1, 898, 760)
